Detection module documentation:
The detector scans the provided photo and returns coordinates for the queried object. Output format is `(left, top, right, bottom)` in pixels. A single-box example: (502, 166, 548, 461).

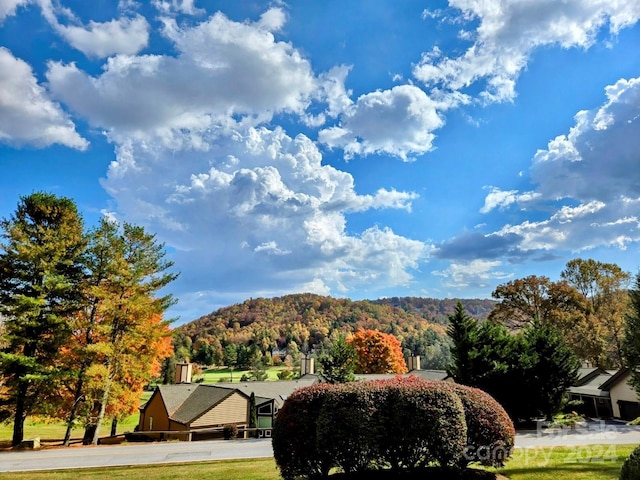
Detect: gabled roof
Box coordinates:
(575, 367, 608, 386)
(215, 378, 319, 408)
(600, 368, 631, 391)
(155, 384, 199, 415)
(171, 385, 243, 425)
(569, 373, 612, 398)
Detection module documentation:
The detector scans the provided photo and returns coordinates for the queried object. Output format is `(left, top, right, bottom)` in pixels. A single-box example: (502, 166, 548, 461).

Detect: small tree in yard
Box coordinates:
(317, 334, 356, 383)
(249, 392, 258, 437)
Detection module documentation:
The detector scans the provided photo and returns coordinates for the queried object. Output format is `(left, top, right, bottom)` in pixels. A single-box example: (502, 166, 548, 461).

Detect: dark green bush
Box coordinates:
(317, 382, 381, 473)
(375, 377, 466, 469)
(222, 423, 237, 440)
(621, 444, 640, 480)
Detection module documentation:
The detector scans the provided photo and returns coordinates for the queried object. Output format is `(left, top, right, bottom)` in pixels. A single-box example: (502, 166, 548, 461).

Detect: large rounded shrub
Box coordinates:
(272, 383, 335, 480)
(448, 383, 515, 467)
(316, 382, 381, 473)
(621, 444, 640, 480)
(375, 377, 466, 469)
(272, 378, 514, 479)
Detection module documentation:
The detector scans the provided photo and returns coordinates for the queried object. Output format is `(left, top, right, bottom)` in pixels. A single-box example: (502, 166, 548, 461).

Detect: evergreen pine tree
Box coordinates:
(623, 272, 640, 394)
(0, 193, 86, 446)
(446, 302, 479, 385)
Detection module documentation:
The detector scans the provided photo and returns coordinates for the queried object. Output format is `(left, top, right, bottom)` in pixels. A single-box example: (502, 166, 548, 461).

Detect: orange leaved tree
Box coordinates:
(348, 329, 408, 374)
(58, 219, 177, 445)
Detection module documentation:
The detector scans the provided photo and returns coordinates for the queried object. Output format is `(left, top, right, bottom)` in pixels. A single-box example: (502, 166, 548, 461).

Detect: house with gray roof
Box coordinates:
(568, 367, 640, 420)
(137, 378, 321, 441)
(138, 384, 253, 441)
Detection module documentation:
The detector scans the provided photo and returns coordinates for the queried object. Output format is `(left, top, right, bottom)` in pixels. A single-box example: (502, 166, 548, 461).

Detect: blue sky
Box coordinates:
(1, 1, 640, 325)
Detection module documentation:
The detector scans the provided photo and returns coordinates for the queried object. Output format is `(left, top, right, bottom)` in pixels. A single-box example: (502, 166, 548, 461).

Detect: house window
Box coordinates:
(258, 404, 272, 415)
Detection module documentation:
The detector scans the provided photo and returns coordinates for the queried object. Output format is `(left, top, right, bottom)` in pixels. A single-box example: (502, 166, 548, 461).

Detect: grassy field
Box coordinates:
(0, 391, 152, 445)
(0, 459, 281, 480)
(0, 445, 634, 479)
(195, 366, 297, 383)
(495, 444, 633, 479)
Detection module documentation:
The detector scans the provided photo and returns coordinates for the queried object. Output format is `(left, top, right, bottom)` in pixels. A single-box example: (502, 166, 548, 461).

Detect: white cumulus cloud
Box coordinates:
(0, 47, 87, 149)
(0, 0, 30, 21)
(45, 9, 321, 141)
(318, 84, 444, 161)
(101, 126, 426, 299)
(415, 0, 640, 103)
(486, 76, 640, 255)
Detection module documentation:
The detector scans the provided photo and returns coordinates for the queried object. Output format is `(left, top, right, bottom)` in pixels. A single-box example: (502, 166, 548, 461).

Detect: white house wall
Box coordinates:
(609, 371, 639, 418)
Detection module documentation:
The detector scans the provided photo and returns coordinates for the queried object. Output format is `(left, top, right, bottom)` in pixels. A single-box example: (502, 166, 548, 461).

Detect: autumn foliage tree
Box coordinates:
(561, 258, 630, 367)
(68, 220, 177, 445)
(348, 329, 407, 374)
(488, 261, 630, 368)
(0, 194, 177, 447)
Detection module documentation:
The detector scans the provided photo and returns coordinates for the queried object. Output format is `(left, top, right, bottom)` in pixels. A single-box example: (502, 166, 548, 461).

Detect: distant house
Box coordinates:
(600, 369, 640, 420)
(568, 367, 640, 420)
(215, 378, 319, 435)
(138, 384, 255, 440)
(137, 378, 320, 441)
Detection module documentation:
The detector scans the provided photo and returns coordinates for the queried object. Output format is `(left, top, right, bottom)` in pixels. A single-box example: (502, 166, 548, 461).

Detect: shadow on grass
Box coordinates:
(327, 467, 501, 480)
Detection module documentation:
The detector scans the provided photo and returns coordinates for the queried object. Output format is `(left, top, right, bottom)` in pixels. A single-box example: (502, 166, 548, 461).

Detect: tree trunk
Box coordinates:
(110, 418, 118, 437)
(63, 373, 86, 446)
(12, 382, 28, 447)
(91, 375, 113, 445)
(83, 423, 97, 445)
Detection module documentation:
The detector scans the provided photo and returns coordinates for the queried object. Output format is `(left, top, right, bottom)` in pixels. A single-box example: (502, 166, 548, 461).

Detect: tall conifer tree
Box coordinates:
(0, 193, 86, 446)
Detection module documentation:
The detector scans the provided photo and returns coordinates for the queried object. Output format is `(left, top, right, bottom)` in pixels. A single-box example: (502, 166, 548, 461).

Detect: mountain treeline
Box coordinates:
(174, 294, 494, 371)
(372, 297, 495, 323)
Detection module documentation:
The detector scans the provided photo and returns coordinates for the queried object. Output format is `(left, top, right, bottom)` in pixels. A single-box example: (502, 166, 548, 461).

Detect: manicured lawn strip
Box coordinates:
(0, 445, 634, 479)
(496, 444, 634, 480)
(198, 366, 296, 383)
(0, 458, 281, 480)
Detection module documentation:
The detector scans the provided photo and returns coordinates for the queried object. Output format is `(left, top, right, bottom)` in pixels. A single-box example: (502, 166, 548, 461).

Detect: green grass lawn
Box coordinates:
(0, 391, 152, 445)
(0, 445, 634, 480)
(0, 458, 281, 480)
(196, 366, 297, 383)
(495, 444, 634, 480)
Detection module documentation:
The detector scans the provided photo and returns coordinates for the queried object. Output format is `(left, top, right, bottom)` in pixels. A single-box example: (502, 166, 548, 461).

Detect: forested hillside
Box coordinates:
(175, 294, 493, 370)
(372, 297, 495, 323)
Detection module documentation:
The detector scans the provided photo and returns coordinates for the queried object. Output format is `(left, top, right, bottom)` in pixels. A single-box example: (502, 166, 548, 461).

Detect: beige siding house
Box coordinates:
(137, 378, 320, 441)
(138, 384, 252, 440)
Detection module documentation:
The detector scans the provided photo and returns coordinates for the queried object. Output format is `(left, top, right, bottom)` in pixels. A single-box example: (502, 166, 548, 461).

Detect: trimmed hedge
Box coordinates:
(272, 377, 514, 479)
(448, 383, 515, 467)
(620, 444, 640, 480)
(375, 377, 466, 469)
(272, 383, 336, 480)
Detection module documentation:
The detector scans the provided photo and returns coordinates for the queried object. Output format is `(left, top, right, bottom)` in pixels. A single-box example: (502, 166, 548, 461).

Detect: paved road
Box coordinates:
(515, 421, 640, 447)
(0, 438, 273, 473)
(2, 422, 640, 473)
